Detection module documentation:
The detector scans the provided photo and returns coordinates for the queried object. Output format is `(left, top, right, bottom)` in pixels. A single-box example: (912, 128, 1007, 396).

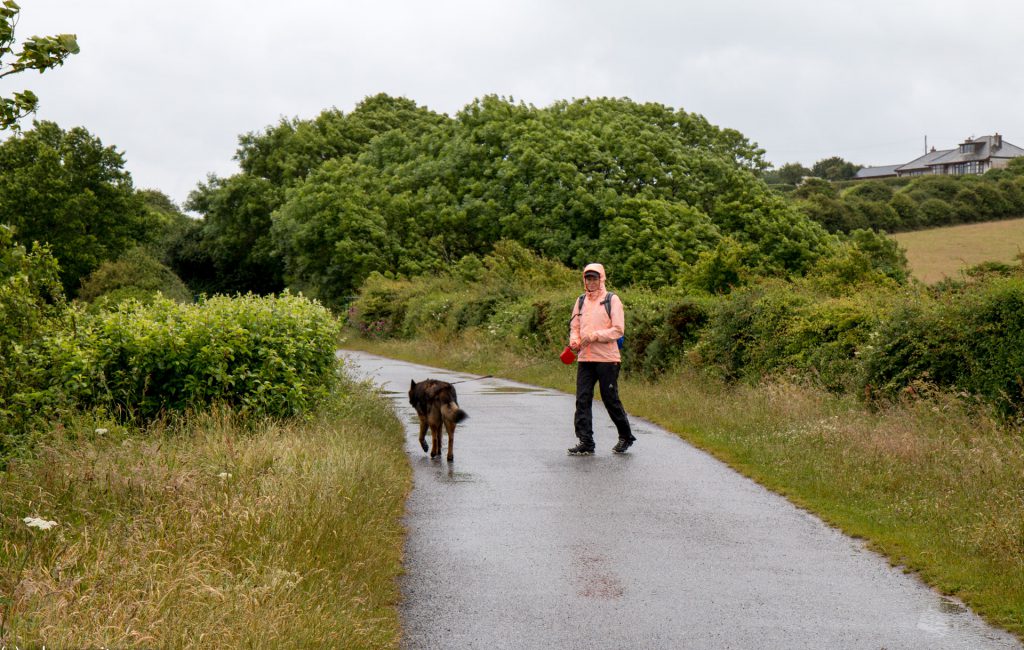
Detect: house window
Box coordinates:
(950, 161, 983, 175)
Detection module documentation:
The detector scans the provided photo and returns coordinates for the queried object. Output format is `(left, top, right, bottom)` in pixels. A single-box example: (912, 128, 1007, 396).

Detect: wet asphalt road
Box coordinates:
(342, 351, 1021, 650)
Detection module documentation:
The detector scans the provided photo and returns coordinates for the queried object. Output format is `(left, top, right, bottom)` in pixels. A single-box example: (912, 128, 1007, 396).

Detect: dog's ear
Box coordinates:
(410, 379, 416, 389)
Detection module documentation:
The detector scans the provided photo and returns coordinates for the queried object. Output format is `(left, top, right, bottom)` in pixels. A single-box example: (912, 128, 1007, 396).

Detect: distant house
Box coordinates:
(854, 133, 1024, 180)
(893, 147, 953, 177)
(853, 164, 901, 180)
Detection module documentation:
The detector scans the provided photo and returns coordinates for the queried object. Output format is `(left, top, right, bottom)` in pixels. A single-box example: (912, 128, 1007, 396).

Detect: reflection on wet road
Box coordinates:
(342, 350, 1022, 650)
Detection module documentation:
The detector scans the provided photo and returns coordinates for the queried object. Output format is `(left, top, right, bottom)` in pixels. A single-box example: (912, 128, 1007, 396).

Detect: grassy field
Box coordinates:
(892, 217, 1024, 283)
(0, 377, 410, 649)
(345, 330, 1024, 641)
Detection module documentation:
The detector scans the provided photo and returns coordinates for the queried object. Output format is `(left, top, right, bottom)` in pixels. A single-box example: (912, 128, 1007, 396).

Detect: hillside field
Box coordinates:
(891, 217, 1024, 283)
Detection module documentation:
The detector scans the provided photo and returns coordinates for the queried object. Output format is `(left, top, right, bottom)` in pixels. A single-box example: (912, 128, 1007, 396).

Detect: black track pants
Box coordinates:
(574, 361, 633, 445)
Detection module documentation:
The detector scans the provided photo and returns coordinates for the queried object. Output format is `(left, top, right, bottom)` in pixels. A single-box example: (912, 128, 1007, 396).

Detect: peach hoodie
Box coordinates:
(568, 263, 624, 363)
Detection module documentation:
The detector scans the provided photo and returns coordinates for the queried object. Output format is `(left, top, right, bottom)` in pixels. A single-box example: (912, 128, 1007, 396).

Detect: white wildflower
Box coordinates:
(95, 428, 109, 435)
(23, 516, 58, 531)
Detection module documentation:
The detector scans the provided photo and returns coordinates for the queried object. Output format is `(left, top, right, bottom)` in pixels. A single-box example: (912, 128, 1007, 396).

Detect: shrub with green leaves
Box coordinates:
(77, 246, 192, 310)
(863, 276, 1024, 414)
(664, 279, 896, 391)
(52, 292, 341, 420)
(619, 291, 713, 377)
(0, 225, 69, 457)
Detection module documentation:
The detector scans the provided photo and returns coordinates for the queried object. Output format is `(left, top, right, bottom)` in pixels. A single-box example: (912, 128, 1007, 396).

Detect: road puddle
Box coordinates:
(916, 598, 972, 637)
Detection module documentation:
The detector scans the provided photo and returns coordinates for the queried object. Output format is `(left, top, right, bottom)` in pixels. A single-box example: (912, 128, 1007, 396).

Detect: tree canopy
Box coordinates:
(810, 156, 861, 181)
(763, 162, 811, 186)
(184, 94, 837, 305)
(0, 121, 149, 293)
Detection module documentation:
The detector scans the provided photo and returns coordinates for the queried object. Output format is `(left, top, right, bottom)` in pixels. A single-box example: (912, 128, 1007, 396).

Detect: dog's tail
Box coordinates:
(442, 401, 468, 424)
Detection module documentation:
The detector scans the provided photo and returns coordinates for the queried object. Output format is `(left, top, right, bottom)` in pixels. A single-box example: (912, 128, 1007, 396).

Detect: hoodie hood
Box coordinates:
(582, 262, 607, 296)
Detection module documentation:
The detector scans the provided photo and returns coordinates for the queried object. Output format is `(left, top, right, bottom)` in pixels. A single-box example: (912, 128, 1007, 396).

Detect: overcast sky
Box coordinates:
(10, 0, 1024, 207)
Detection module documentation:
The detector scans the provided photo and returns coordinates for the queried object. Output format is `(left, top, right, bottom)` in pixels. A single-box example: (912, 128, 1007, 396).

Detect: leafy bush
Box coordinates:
(889, 193, 919, 229)
(906, 175, 962, 203)
(693, 283, 805, 380)
(77, 246, 192, 310)
(842, 182, 894, 202)
(863, 278, 1024, 414)
(686, 280, 893, 391)
(847, 199, 899, 232)
(51, 293, 341, 420)
(348, 273, 410, 338)
(916, 198, 956, 227)
(678, 237, 755, 294)
(958, 278, 1024, 411)
(621, 292, 712, 377)
(479, 240, 579, 289)
(0, 226, 70, 457)
(795, 195, 856, 233)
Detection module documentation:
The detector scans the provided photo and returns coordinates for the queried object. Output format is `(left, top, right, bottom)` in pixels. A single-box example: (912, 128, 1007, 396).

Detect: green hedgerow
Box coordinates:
(50, 292, 341, 420)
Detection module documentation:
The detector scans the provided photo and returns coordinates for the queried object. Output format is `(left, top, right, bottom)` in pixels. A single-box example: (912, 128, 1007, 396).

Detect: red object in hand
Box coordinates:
(560, 346, 577, 364)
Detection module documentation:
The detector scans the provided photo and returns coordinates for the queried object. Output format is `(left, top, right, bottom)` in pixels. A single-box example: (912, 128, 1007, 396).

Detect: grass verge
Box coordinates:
(344, 329, 1024, 640)
(0, 373, 411, 648)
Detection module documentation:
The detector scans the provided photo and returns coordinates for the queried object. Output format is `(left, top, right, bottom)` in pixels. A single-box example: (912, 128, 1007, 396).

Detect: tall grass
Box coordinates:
(345, 331, 1024, 639)
(0, 375, 410, 648)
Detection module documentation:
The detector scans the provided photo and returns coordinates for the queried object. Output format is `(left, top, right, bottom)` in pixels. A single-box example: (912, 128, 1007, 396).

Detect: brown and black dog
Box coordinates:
(409, 379, 468, 461)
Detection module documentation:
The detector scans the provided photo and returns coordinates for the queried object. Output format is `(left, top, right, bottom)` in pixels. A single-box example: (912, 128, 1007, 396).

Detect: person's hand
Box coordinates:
(569, 341, 580, 352)
(580, 333, 591, 346)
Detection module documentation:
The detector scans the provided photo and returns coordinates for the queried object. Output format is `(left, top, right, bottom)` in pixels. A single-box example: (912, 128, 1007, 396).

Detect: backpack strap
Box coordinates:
(570, 294, 586, 324)
(573, 292, 614, 322)
(601, 292, 615, 319)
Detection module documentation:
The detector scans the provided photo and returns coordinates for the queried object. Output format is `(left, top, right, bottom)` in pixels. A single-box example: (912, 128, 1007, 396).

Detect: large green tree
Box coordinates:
(811, 156, 861, 181)
(190, 94, 837, 303)
(0, 0, 78, 131)
(176, 94, 450, 296)
(0, 121, 148, 293)
(764, 162, 811, 185)
(181, 173, 285, 295)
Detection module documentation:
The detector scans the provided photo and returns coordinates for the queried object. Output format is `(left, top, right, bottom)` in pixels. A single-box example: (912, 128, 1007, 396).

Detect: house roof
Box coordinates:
(925, 135, 1024, 166)
(854, 164, 901, 179)
(995, 139, 1024, 158)
(896, 148, 954, 172)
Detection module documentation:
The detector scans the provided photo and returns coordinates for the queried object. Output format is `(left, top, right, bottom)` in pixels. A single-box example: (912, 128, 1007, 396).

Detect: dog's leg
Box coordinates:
(430, 421, 442, 458)
(428, 410, 442, 458)
(445, 419, 456, 462)
(417, 415, 429, 453)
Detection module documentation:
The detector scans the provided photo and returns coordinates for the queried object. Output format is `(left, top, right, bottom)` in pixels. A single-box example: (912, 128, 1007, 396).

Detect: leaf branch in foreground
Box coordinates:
(0, 1, 79, 130)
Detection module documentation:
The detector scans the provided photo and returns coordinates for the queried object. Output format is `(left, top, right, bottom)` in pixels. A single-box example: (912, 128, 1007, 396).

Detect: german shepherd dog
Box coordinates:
(409, 379, 469, 461)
